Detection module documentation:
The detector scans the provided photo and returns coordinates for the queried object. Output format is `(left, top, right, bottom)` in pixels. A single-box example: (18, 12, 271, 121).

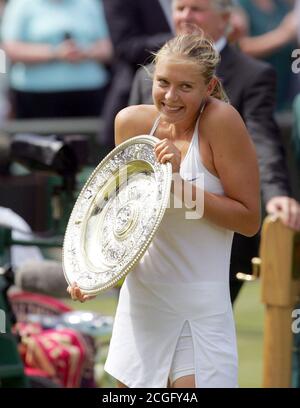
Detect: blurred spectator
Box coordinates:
(1, 0, 113, 119)
(100, 0, 172, 149)
(236, 0, 297, 111)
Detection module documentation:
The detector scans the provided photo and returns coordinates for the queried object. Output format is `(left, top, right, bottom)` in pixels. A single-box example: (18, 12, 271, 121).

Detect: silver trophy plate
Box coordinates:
(63, 135, 172, 295)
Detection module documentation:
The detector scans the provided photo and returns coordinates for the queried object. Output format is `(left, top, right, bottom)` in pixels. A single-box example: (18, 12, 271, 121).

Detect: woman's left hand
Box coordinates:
(154, 138, 181, 174)
(67, 282, 96, 303)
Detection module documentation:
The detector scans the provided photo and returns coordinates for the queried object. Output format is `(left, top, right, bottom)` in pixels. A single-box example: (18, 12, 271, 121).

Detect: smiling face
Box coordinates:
(172, 0, 230, 41)
(152, 56, 208, 124)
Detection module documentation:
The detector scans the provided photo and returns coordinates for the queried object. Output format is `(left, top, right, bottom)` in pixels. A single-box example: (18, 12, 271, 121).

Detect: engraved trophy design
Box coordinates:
(63, 136, 172, 294)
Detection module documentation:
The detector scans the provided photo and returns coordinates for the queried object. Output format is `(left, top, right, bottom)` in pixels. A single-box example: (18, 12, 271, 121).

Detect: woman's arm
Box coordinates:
(3, 41, 56, 63)
(236, 10, 297, 58)
(156, 102, 261, 237)
(203, 104, 260, 236)
(83, 39, 113, 64)
(4, 38, 113, 64)
(3, 40, 84, 64)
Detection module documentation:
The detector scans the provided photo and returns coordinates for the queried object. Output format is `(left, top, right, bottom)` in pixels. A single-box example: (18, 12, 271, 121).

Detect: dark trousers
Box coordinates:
(229, 232, 260, 305)
(230, 279, 244, 304)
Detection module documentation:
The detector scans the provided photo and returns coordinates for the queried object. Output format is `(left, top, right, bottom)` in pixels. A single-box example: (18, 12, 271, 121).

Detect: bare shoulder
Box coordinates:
(199, 98, 250, 147)
(204, 98, 244, 130)
(115, 105, 158, 145)
(201, 98, 255, 163)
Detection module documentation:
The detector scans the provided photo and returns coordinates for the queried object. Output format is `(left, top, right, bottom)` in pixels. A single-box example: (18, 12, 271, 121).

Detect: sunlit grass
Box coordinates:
(234, 280, 264, 388)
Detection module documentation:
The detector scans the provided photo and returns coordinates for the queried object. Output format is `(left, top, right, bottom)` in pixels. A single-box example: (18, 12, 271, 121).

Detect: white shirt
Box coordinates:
(215, 36, 227, 53)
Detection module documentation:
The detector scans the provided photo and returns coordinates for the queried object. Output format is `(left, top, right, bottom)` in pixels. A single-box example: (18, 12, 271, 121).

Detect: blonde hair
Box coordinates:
(153, 33, 229, 103)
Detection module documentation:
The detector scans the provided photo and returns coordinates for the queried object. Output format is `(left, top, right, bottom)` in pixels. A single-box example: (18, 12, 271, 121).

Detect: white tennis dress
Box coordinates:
(104, 115, 238, 388)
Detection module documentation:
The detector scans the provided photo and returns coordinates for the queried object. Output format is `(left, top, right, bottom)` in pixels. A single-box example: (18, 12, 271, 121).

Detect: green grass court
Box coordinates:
(234, 280, 264, 387)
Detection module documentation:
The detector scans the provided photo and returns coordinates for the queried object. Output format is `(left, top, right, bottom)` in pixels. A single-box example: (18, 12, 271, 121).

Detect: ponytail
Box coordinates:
(211, 76, 230, 103)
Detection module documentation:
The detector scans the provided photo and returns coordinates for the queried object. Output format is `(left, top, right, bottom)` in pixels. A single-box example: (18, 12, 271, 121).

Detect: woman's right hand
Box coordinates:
(67, 282, 96, 303)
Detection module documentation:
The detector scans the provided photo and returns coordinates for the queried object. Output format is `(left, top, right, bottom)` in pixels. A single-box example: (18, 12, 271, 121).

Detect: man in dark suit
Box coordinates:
(129, 0, 300, 303)
(101, 0, 173, 148)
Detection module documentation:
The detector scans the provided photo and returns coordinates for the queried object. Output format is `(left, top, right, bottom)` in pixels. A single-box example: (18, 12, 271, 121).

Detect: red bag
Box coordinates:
(16, 322, 87, 388)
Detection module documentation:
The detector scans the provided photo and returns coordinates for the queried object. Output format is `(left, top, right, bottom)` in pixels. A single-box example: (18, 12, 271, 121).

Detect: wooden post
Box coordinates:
(260, 216, 300, 387)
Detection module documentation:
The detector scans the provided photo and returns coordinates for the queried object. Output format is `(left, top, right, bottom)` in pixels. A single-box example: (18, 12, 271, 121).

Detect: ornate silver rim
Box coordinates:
(62, 135, 172, 295)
